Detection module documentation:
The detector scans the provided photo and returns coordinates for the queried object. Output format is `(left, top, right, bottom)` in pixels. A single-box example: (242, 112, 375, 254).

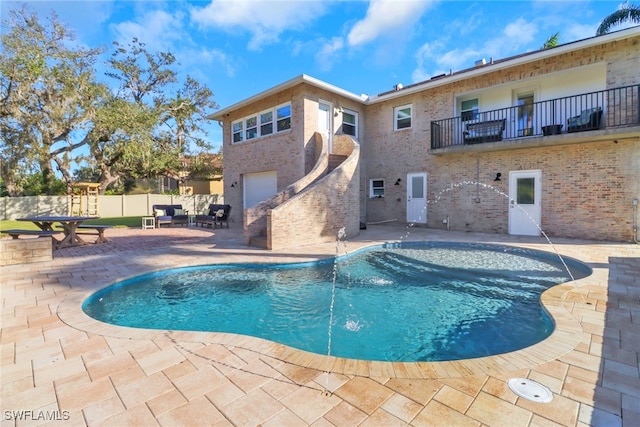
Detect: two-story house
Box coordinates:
(210, 27, 640, 249)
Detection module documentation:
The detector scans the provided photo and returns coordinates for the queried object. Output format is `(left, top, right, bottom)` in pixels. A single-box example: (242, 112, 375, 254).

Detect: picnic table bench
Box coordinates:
(56, 224, 112, 244)
(2, 229, 62, 239)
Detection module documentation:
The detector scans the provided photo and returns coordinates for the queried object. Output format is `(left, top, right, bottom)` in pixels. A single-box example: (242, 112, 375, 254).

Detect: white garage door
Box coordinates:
(243, 171, 277, 208)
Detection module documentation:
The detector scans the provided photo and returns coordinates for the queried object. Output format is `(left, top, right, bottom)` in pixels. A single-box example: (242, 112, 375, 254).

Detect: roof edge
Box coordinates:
(209, 74, 366, 121)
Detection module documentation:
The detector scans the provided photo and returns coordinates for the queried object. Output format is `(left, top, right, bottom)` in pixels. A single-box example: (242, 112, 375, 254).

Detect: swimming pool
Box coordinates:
(83, 242, 590, 362)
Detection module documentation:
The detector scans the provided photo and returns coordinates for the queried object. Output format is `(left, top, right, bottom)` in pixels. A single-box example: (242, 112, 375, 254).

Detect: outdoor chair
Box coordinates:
(152, 204, 189, 227)
(195, 204, 231, 228)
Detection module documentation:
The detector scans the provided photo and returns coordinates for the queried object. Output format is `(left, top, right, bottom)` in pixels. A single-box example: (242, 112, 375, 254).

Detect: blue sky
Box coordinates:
(3, 0, 632, 152)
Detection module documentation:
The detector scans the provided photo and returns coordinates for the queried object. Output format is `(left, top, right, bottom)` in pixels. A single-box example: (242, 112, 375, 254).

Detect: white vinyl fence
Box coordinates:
(0, 193, 222, 220)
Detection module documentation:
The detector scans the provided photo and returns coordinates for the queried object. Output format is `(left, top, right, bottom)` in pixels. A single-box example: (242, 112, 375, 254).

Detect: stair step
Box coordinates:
(328, 154, 348, 171)
(249, 235, 268, 249)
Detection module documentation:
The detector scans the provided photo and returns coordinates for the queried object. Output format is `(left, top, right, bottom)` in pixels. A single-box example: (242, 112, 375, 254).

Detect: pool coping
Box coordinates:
(57, 242, 589, 380)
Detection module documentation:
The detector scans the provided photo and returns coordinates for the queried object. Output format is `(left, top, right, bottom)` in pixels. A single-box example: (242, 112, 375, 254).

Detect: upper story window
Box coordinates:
(231, 103, 291, 144)
(232, 121, 243, 143)
(260, 110, 273, 136)
(461, 98, 479, 121)
(394, 104, 412, 130)
(370, 179, 385, 198)
(342, 109, 358, 137)
(276, 104, 291, 132)
(245, 116, 258, 140)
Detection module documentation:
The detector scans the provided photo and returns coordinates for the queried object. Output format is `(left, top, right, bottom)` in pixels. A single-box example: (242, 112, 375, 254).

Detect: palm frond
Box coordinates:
(542, 32, 559, 49)
(596, 2, 640, 35)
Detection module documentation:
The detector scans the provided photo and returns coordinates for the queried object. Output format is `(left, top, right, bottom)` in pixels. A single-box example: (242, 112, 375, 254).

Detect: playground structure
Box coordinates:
(69, 182, 100, 216)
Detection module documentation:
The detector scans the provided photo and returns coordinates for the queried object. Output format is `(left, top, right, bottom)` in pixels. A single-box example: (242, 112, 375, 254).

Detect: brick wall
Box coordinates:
(0, 237, 53, 266)
(421, 139, 639, 241)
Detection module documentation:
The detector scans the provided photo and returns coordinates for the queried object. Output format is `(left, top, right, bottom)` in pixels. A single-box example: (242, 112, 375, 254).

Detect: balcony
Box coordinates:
(430, 85, 640, 150)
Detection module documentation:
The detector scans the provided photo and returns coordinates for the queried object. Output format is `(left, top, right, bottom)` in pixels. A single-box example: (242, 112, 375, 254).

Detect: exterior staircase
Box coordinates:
(328, 154, 347, 172)
(249, 233, 268, 248)
(245, 133, 360, 250)
(248, 154, 348, 249)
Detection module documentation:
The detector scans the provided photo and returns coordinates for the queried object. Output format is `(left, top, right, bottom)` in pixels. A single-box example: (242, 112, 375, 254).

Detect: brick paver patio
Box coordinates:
(1, 224, 638, 426)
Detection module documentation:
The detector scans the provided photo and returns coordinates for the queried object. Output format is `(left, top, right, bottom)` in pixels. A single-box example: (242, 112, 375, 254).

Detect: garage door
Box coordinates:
(243, 171, 277, 208)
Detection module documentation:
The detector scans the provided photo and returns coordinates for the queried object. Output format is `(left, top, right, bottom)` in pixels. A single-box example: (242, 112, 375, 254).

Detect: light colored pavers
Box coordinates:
(1, 225, 638, 426)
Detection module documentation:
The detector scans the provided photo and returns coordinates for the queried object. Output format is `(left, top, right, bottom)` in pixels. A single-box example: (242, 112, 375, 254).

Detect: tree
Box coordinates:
(0, 6, 105, 195)
(541, 32, 559, 49)
(596, 1, 640, 35)
(87, 39, 219, 193)
(1, 7, 218, 196)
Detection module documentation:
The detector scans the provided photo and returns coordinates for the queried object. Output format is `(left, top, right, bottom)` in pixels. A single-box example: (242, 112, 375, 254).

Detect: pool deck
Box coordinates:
(1, 224, 638, 426)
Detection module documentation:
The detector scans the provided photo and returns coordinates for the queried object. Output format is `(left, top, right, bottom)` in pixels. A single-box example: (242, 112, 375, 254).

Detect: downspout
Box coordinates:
(634, 199, 639, 244)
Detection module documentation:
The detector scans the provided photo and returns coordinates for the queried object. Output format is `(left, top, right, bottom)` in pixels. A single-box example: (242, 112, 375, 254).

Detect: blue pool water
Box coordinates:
(83, 242, 590, 362)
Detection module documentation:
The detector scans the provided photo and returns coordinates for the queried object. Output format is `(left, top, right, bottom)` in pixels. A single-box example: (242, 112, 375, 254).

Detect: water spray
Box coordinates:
(324, 227, 347, 396)
(426, 181, 577, 283)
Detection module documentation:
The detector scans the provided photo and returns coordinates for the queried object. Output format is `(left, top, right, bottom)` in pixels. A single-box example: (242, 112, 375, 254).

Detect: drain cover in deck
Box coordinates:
(507, 378, 553, 403)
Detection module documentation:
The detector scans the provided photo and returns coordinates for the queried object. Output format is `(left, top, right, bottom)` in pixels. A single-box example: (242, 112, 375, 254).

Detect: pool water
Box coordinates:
(83, 242, 590, 362)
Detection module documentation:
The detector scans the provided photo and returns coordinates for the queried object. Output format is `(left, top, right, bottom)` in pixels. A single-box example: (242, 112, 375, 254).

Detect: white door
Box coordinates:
(407, 172, 427, 224)
(243, 171, 277, 208)
(509, 170, 542, 236)
(318, 102, 332, 152)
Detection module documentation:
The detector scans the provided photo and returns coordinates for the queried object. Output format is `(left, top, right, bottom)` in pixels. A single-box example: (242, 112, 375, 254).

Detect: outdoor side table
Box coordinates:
(142, 216, 155, 229)
(188, 215, 197, 227)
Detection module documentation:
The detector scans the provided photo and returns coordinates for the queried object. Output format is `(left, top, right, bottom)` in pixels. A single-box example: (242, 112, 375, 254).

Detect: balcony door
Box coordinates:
(513, 87, 536, 137)
(508, 170, 542, 236)
(318, 101, 333, 153)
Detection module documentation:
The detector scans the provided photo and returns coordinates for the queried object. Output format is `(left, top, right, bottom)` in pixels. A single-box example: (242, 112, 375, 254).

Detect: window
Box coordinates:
(517, 177, 535, 204)
(370, 179, 385, 198)
(342, 110, 357, 137)
(276, 104, 291, 132)
(260, 110, 273, 136)
(230, 103, 291, 143)
(232, 121, 243, 143)
(461, 99, 479, 121)
(245, 116, 258, 140)
(394, 104, 412, 130)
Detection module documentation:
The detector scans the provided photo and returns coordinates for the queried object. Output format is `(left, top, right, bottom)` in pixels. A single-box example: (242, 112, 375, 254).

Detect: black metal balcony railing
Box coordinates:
(431, 84, 640, 149)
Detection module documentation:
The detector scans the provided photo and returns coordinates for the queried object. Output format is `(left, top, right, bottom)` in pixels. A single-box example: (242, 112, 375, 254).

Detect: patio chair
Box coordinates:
(195, 204, 231, 228)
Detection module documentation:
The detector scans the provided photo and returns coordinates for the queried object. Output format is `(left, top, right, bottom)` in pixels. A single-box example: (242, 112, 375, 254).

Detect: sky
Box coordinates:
(2, 0, 634, 152)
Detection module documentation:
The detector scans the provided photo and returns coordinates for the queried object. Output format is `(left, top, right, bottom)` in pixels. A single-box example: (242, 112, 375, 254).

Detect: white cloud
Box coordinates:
(110, 9, 187, 52)
(190, 0, 327, 50)
(565, 23, 599, 41)
(410, 16, 540, 84)
(411, 67, 430, 83)
(412, 39, 481, 83)
(109, 7, 241, 81)
(347, 0, 433, 46)
(503, 17, 538, 47)
(198, 48, 239, 77)
(315, 37, 345, 72)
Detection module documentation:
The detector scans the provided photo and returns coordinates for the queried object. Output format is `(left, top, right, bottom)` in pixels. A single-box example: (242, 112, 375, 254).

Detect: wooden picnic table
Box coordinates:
(16, 216, 100, 249)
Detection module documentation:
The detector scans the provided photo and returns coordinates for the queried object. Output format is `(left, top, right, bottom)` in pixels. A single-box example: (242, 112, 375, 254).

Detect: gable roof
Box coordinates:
(209, 26, 640, 121)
